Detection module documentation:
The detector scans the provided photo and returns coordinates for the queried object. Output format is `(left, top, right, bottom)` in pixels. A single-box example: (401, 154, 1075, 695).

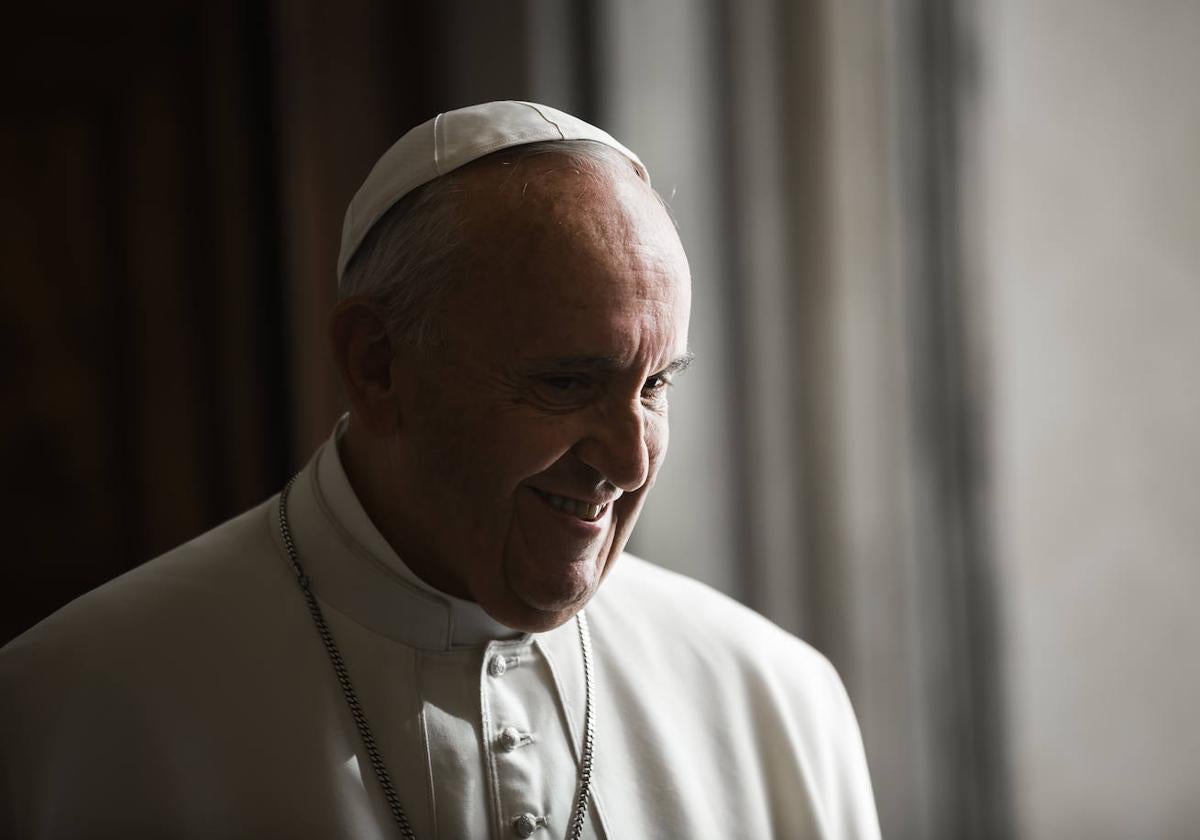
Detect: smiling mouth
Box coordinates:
(532, 489, 610, 523)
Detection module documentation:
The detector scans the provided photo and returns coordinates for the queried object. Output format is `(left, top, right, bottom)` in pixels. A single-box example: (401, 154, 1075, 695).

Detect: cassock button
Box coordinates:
(513, 813, 545, 837)
(488, 655, 509, 677)
(500, 726, 523, 751)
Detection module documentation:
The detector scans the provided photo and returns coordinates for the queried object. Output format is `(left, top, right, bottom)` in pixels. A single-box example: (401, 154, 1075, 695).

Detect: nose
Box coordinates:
(574, 397, 651, 493)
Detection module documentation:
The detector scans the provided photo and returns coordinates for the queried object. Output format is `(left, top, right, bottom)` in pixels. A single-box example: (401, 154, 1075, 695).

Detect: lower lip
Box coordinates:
(529, 488, 609, 535)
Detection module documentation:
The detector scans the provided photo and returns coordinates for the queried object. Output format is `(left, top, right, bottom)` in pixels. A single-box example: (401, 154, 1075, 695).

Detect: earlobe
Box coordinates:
(329, 299, 402, 436)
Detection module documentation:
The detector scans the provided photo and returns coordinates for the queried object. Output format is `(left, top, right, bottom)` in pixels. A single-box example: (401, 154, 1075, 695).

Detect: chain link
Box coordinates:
(279, 475, 595, 840)
(567, 611, 595, 840)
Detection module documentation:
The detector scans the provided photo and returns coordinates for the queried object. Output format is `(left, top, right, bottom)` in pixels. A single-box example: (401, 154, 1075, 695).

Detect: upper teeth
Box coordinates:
(542, 492, 606, 521)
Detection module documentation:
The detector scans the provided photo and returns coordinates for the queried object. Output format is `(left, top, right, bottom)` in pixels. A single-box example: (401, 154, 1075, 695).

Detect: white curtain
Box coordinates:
(587, 1, 1009, 838)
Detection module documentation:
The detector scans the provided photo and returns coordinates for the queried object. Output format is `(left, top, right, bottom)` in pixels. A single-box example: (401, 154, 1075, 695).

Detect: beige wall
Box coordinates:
(978, 2, 1200, 836)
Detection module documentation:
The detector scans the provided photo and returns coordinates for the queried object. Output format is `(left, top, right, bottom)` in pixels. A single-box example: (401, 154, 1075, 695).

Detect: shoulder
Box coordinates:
(595, 553, 834, 669)
(0, 495, 322, 833)
(590, 552, 845, 706)
(0, 496, 286, 692)
(586, 554, 880, 835)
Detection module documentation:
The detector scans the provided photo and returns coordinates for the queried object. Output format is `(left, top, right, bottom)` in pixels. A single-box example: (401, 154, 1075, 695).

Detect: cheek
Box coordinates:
(479, 412, 584, 490)
(409, 403, 515, 511)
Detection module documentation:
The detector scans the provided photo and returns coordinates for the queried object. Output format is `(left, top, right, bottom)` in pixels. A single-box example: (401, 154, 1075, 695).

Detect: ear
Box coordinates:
(328, 298, 408, 437)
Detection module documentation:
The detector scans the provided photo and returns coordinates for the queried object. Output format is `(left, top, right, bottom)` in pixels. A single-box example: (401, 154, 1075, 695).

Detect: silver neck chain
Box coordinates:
(278, 476, 596, 840)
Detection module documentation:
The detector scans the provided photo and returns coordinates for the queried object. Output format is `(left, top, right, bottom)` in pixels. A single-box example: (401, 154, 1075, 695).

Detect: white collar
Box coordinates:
(273, 415, 524, 651)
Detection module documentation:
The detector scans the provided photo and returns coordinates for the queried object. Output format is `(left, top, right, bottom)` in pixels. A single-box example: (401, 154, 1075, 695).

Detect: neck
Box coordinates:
(339, 417, 473, 601)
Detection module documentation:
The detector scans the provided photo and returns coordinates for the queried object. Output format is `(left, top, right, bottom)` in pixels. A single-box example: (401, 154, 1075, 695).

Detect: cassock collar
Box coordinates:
(272, 415, 525, 651)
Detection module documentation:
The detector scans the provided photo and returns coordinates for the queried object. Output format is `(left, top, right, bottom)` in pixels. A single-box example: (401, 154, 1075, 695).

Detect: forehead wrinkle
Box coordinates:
(452, 152, 689, 344)
(528, 350, 694, 375)
(463, 155, 682, 285)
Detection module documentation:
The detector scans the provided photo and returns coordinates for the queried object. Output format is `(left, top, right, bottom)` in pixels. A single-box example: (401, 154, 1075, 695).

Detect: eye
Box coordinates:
(643, 373, 671, 391)
(641, 374, 673, 401)
(533, 375, 597, 406)
(542, 375, 589, 392)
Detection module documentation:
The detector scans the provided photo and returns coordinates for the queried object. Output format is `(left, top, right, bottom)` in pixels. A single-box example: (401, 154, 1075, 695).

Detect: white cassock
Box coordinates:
(0, 419, 881, 839)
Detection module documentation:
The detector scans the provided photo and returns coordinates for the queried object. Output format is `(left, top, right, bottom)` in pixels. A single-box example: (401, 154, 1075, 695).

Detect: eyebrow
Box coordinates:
(538, 350, 696, 376)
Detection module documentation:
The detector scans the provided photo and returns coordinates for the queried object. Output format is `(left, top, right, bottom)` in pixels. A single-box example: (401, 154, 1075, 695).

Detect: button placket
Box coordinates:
(481, 640, 556, 838)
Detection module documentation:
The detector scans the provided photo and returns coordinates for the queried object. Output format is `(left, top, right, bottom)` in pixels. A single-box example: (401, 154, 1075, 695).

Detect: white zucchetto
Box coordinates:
(337, 100, 648, 280)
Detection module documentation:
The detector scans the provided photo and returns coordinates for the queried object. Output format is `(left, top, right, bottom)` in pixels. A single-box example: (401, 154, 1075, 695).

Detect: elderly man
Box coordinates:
(1, 102, 880, 839)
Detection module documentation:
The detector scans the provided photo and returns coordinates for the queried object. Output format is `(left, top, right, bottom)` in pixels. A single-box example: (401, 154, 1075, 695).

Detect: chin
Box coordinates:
(480, 551, 608, 633)
(516, 561, 596, 608)
(509, 607, 578, 634)
(500, 568, 597, 631)
(488, 501, 638, 631)
(483, 594, 581, 633)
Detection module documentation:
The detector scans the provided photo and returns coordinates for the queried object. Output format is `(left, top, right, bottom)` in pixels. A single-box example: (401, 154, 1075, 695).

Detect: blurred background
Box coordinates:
(3, 1, 1197, 837)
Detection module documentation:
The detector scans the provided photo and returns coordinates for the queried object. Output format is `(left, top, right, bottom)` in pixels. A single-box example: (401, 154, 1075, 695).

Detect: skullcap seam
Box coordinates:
(520, 101, 566, 139)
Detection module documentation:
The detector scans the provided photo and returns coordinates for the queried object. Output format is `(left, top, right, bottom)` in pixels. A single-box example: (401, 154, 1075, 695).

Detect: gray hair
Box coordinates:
(337, 139, 656, 353)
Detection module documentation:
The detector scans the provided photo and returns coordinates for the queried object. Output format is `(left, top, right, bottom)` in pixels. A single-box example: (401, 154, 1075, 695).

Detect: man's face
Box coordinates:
(386, 154, 691, 632)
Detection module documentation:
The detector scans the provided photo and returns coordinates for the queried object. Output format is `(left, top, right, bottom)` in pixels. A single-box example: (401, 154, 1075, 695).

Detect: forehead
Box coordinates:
(448, 154, 692, 364)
